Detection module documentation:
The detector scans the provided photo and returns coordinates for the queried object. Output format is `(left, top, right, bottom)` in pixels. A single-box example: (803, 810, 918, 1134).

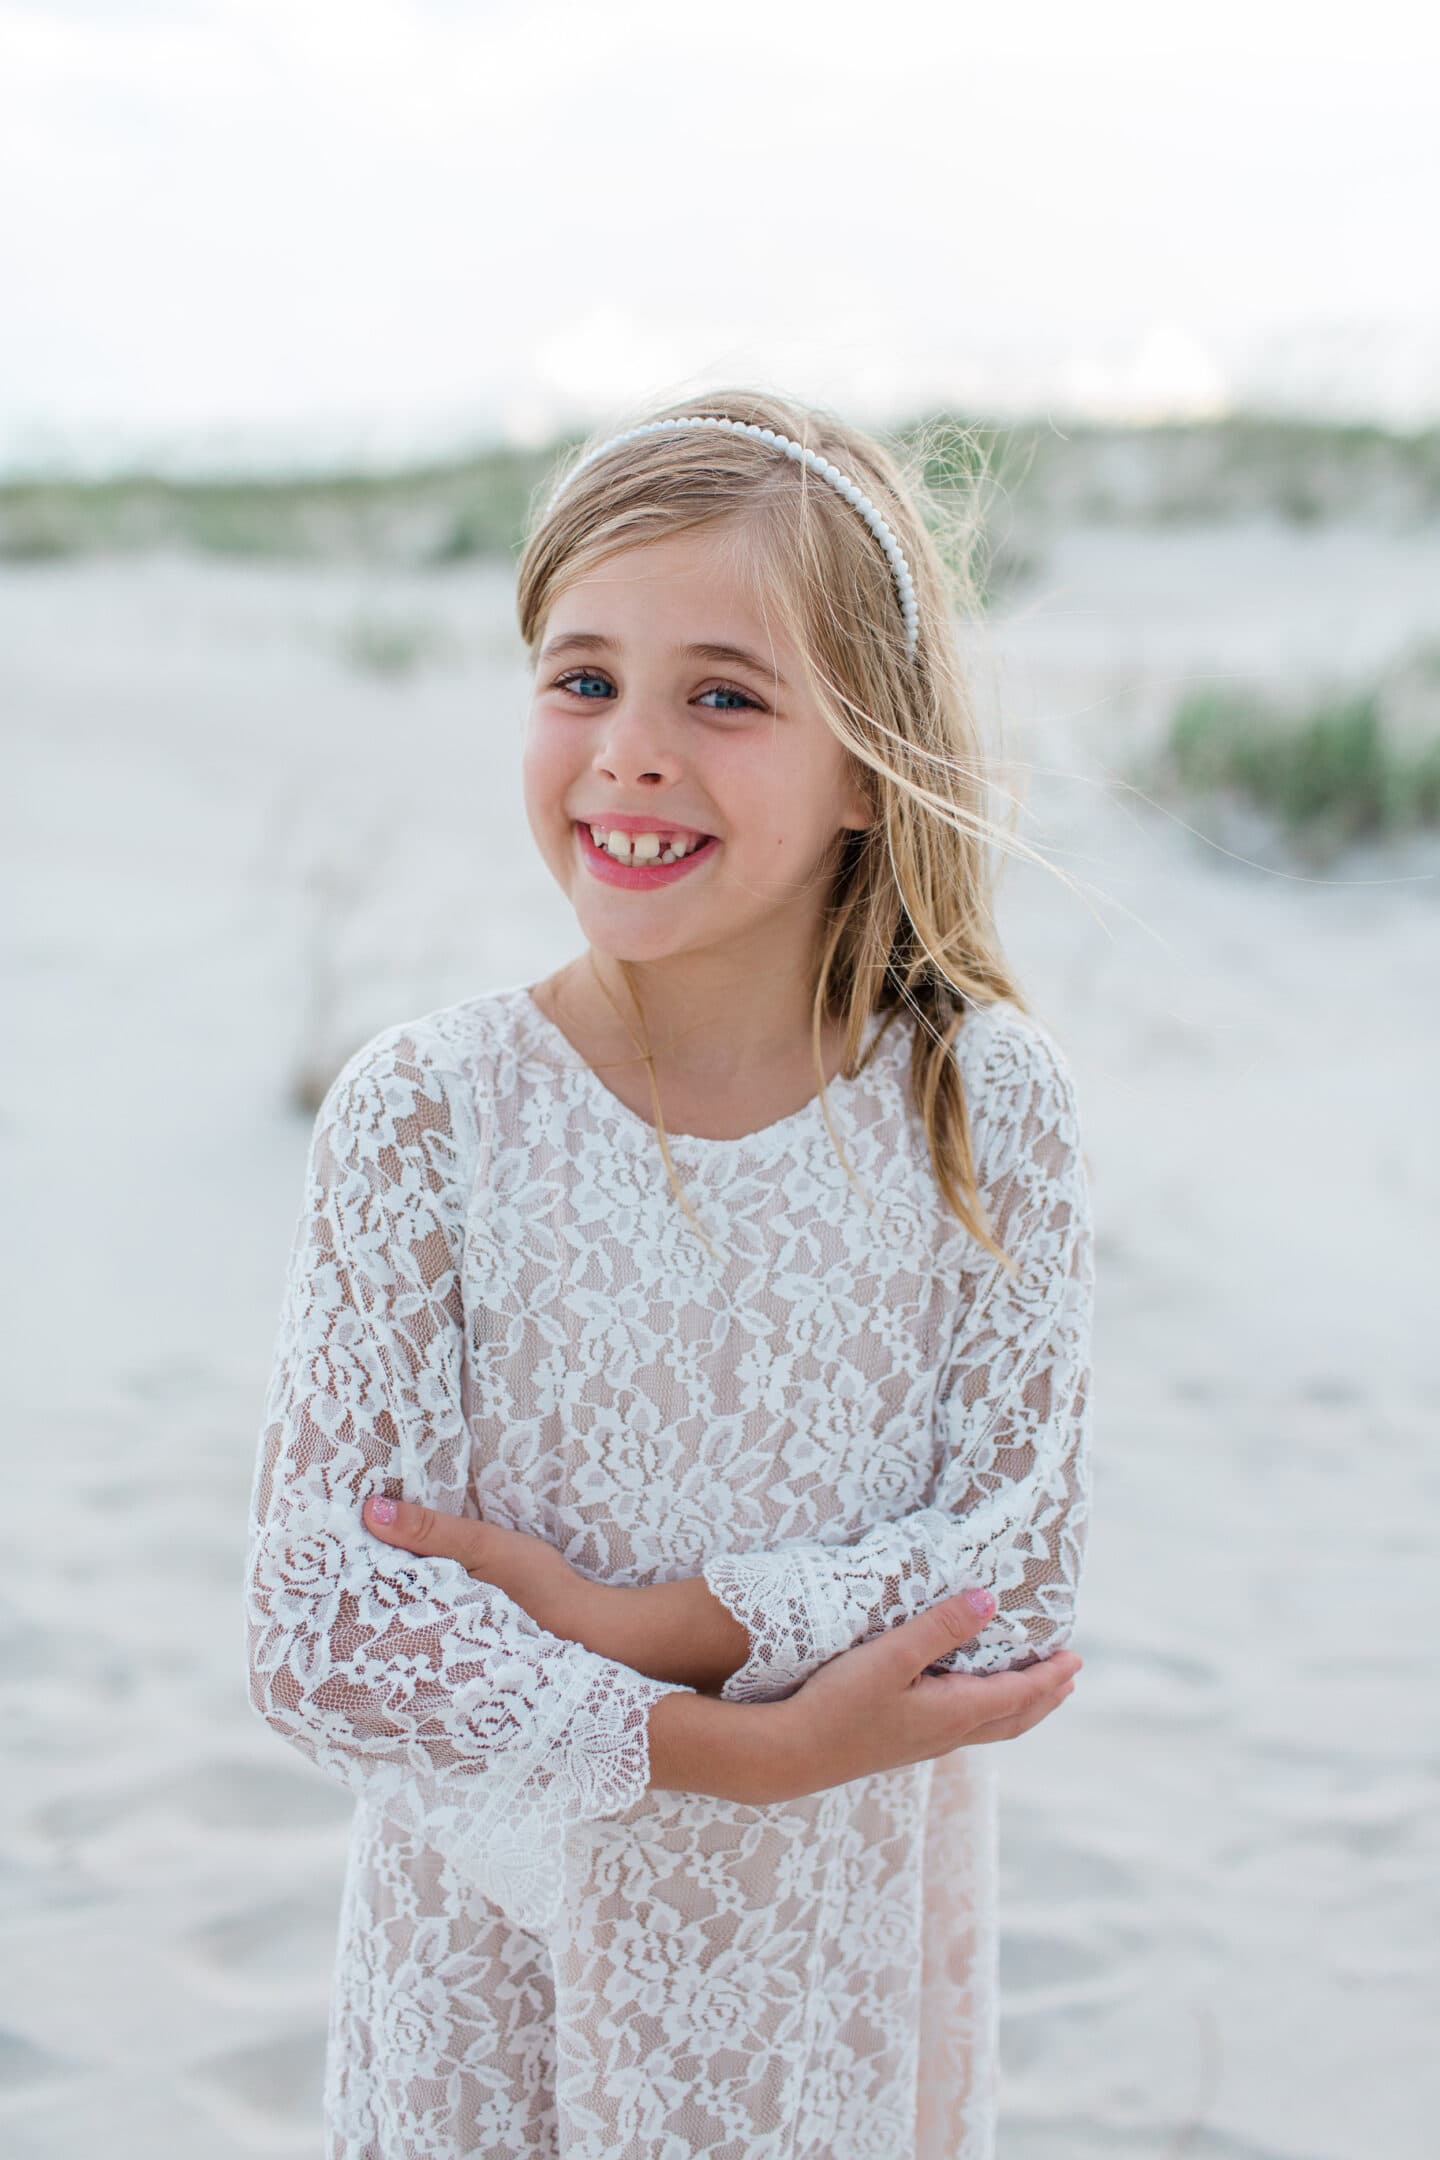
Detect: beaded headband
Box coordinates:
(548, 414, 919, 658)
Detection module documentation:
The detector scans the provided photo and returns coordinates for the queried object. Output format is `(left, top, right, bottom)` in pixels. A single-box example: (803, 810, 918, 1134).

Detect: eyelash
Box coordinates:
(551, 668, 763, 713)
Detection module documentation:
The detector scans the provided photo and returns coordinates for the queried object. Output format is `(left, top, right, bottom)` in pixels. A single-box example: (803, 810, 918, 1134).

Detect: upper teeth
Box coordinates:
(588, 825, 709, 865)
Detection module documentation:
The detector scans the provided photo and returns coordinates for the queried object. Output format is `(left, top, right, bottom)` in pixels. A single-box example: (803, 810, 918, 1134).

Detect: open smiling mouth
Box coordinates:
(574, 821, 720, 888)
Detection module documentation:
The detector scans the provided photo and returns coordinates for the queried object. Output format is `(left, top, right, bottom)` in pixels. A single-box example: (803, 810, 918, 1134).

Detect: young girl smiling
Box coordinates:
(245, 389, 1093, 2159)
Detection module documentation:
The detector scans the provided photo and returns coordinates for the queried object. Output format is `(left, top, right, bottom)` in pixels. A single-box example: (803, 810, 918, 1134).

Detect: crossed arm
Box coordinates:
(363, 1017, 1093, 1707)
(250, 1004, 1085, 1929)
(361, 1496, 756, 1695)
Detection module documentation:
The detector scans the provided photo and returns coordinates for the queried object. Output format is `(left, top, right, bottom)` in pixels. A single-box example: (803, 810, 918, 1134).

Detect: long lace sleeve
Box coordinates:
(701, 1016, 1094, 1703)
(243, 1020, 696, 1933)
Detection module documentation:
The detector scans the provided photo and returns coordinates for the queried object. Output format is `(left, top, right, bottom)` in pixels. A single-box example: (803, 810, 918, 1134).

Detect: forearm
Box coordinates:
(457, 1525, 753, 1693)
(563, 1576, 753, 1694)
(645, 1686, 802, 1802)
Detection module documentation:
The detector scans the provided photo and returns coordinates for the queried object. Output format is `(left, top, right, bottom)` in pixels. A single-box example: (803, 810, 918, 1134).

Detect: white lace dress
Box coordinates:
(244, 980, 1094, 2160)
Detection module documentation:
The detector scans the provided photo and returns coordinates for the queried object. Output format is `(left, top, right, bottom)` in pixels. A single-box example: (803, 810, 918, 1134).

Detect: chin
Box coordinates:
(575, 918, 699, 967)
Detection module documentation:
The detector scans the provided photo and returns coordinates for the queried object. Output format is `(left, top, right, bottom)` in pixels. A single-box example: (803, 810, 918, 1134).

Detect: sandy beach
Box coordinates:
(3, 521, 1436, 2157)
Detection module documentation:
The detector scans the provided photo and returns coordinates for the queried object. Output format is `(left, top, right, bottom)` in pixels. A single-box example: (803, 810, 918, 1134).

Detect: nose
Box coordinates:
(590, 697, 681, 789)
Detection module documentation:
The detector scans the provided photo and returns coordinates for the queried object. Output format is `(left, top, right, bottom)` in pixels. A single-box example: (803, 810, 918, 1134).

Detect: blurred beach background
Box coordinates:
(3, 3, 1437, 2156)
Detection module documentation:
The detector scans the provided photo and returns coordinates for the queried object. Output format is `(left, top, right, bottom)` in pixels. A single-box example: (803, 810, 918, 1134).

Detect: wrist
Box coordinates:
(647, 1690, 813, 1804)
(759, 1695, 820, 1803)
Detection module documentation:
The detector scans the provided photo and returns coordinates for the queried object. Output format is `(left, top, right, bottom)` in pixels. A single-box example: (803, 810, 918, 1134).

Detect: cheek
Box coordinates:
(520, 714, 575, 816)
(707, 747, 835, 873)
(706, 736, 790, 833)
(519, 720, 583, 880)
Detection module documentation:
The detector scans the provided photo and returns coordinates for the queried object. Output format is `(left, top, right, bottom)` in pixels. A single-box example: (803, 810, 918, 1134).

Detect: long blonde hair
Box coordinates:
(515, 385, 1066, 1273)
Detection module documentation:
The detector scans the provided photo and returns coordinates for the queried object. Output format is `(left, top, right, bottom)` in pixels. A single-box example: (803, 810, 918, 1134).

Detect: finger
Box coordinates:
(980, 1677, 1077, 1744)
(959, 1675, 1078, 1747)
(909, 1651, 1078, 1735)
(945, 1643, 1081, 1694)
(877, 1588, 1001, 1680)
(361, 1493, 491, 1572)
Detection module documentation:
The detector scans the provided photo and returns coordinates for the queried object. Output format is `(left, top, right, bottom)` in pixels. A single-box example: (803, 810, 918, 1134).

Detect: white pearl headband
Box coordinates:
(548, 415, 919, 658)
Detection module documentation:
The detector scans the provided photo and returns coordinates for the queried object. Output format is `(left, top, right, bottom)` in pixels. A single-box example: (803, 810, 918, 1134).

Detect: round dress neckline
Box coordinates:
(507, 981, 900, 1156)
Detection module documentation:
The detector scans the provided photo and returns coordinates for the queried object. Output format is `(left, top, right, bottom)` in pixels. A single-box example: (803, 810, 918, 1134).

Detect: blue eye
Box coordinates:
(554, 669, 614, 699)
(697, 684, 759, 711)
(552, 671, 761, 713)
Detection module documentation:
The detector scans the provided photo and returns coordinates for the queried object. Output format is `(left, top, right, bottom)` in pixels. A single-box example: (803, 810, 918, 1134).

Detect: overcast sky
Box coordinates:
(4, 0, 1438, 473)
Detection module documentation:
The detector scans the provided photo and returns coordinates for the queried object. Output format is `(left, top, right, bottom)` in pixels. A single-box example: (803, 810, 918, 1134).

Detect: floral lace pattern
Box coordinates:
(245, 1020, 698, 1936)
(244, 982, 1094, 2158)
(701, 1014, 1093, 1702)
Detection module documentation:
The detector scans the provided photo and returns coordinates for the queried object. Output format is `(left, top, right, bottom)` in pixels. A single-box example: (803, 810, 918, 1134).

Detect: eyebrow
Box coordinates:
(538, 630, 789, 690)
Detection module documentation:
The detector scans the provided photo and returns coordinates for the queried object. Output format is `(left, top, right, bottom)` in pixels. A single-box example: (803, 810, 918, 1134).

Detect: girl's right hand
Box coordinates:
(761, 1592, 1082, 1802)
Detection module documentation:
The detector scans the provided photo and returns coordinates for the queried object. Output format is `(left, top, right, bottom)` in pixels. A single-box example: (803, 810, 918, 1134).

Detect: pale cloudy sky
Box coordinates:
(3, 0, 1438, 472)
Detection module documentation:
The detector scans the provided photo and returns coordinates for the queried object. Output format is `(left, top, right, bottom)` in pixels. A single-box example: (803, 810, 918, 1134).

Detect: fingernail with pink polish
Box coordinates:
(368, 1495, 398, 1525)
(963, 1587, 996, 1618)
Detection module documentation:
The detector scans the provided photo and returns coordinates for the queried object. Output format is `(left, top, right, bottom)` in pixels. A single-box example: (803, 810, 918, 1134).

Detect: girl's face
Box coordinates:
(523, 525, 872, 972)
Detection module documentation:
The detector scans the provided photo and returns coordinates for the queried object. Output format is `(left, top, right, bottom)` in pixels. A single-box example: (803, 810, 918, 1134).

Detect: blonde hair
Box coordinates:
(515, 384, 1067, 1274)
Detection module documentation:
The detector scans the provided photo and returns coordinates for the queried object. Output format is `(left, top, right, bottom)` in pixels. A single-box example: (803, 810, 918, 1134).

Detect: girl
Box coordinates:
(245, 388, 1093, 2160)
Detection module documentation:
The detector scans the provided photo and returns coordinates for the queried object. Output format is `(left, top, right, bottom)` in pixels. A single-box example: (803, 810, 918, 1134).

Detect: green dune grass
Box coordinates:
(3, 414, 1436, 570)
(1141, 650, 1440, 860)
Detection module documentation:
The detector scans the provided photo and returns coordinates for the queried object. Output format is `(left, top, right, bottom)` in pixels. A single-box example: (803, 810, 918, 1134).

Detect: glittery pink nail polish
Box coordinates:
(369, 1495, 398, 1525)
(963, 1587, 996, 1618)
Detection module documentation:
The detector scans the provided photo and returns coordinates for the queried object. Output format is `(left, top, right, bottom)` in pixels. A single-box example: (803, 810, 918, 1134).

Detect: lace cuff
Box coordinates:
(701, 1548, 829, 1702)
(339, 1645, 696, 1935)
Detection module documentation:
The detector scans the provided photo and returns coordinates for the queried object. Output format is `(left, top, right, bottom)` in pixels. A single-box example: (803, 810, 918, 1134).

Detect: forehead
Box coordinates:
(541, 527, 799, 680)
(550, 525, 765, 617)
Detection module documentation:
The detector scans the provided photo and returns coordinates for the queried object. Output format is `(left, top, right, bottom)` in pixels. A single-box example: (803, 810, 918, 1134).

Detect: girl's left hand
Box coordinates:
(361, 1494, 591, 1641)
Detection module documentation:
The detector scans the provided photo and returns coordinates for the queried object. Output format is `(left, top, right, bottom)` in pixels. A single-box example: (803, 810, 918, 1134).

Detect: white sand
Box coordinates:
(2, 525, 1436, 2157)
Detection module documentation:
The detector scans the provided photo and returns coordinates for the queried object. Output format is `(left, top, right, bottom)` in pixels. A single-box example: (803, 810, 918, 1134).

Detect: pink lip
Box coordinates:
(574, 820, 720, 891)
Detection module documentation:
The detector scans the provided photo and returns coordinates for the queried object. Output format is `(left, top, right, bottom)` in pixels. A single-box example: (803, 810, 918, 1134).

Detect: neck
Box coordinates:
(558, 941, 841, 1089)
